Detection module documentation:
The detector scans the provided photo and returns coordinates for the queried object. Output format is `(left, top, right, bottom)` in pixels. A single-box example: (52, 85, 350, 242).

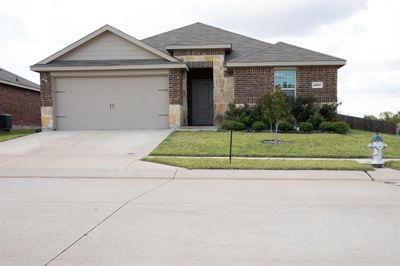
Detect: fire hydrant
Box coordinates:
(367, 133, 387, 167)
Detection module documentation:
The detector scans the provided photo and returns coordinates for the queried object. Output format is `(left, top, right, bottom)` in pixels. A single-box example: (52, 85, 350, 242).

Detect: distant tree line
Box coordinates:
(364, 111, 400, 124)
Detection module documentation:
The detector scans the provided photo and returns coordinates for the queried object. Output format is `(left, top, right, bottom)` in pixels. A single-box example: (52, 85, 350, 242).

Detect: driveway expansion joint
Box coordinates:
(43, 179, 172, 266)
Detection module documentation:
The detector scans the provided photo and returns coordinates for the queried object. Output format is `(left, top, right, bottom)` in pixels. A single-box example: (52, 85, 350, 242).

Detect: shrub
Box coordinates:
(251, 121, 266, 131)
(319, 103, 339, 121)
(319, 121, 334, 132)
(289, 96, 319, 123)
(249, 104, 268, 126)
(299, 122, 314, 132)
(278, 121, 293, 132)
(220, 120, 245, 131)
(309, 113, 324, 129)
(332, 121, 350, 134)
(224, 103, 252, 129)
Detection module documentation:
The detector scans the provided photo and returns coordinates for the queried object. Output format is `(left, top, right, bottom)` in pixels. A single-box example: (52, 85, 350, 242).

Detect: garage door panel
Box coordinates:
(55, 76, 169, 130)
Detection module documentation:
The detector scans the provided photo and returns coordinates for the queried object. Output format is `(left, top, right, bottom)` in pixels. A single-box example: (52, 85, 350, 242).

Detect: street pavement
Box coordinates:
(1, 177, 399, 266)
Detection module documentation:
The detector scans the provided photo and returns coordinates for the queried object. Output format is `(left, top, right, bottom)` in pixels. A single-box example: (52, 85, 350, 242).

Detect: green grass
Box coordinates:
(151, 129, 400, 158)
(0, 129, 36, 142)
(386, 161, 400, 170)
(144, 157, 373, 171)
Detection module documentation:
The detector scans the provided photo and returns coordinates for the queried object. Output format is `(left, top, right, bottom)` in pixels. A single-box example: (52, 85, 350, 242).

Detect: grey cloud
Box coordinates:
(201, 0, 368, 38)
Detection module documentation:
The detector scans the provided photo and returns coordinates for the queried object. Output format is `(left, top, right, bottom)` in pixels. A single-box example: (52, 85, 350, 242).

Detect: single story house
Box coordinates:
(31, 23, 346, 130)
(0, 67, 41, 128)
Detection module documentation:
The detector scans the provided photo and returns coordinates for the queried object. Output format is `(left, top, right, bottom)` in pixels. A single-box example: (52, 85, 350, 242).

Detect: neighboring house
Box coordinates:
(0, 67, 41, 128)
(31, 23, 346, 130)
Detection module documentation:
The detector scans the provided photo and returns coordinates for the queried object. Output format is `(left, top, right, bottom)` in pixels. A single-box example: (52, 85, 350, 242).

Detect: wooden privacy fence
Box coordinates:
(338, 114, 397, 135)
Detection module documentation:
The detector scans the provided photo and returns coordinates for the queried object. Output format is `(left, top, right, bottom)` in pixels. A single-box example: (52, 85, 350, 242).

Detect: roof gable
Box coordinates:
(36, 25, 178, 65)
(59, 31, 163, 61)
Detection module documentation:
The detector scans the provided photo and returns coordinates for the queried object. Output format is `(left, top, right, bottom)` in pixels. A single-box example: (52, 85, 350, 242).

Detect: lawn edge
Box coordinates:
(143, 157, 374, 171)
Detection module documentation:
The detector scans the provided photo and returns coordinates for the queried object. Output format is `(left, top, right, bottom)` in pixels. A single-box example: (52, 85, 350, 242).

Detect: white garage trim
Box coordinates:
(31, 63, 188, 72)
(50, 70, 170, 78)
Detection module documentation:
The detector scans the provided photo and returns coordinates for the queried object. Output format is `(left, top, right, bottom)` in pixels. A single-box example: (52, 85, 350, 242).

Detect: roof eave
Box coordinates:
(226, 60, 346, 67)
(30, 63, 189, 72)
(0, 80, 40, 92)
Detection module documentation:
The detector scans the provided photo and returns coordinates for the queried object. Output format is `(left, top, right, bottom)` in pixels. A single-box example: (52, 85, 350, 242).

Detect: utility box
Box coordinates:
(0, 113, 12, 131)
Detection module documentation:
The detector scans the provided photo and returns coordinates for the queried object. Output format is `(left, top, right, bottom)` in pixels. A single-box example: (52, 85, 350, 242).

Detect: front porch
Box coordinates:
(168, 49, 234, 128)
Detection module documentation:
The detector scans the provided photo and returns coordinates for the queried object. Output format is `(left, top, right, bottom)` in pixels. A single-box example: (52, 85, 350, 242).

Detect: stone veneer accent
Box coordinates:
(39, 72, 54, 130)
(174, 49, 234, 124)
(233, 66, 339, 104)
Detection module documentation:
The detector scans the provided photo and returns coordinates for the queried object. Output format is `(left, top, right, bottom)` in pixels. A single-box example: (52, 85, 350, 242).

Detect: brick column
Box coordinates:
(168, 69, 186, 128)
(40, 72, 54, 130)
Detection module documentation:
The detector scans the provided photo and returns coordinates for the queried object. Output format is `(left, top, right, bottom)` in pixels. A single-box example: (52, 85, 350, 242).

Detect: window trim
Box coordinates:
(274, 68, 296, 98)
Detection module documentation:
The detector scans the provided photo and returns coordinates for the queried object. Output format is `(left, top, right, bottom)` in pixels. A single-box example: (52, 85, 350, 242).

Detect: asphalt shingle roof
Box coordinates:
(143, 23, 344, 65)
(230, 42, 345, 63)
(0, 67, 39, 90)
(142, 22, 273, 61)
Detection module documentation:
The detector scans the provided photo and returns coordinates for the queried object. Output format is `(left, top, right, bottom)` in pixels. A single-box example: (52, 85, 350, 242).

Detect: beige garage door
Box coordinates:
(55, 76, 169, 130)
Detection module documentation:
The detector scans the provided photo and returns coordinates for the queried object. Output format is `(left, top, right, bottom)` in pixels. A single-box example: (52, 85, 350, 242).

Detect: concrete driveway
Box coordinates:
(1, 177, 399, 265)
(0, 130, 174, 178)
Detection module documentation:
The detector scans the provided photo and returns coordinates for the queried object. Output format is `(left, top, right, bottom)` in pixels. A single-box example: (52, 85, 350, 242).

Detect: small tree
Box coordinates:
(260, 86, 291, 142)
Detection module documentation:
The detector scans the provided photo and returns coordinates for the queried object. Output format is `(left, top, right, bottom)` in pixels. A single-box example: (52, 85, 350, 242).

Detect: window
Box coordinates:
(274, 69, 296, 98)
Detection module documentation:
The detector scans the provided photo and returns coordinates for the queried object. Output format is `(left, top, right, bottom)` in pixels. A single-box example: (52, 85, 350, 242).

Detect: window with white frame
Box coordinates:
(274, 69, 296, 98)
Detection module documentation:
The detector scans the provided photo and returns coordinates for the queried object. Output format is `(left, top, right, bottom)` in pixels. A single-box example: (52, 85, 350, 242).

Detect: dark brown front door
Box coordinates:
(192, 79, 213, 125)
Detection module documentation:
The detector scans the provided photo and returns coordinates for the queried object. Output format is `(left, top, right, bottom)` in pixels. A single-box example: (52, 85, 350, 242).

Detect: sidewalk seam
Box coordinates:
(364, 171, 375, 181)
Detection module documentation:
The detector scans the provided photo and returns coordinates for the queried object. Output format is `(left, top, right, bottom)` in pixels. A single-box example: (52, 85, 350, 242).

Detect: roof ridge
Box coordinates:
(274, 42, 346, 61)
(192, 22, 272, 46)
(142, 23, 200, 41)
(143, 22, 272, 46)
(230, 42, 278, 62)
(230, 41, 346, 63)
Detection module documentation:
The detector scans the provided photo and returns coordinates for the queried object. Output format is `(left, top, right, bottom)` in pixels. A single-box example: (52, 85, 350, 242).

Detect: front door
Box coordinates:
(192, 79, 213, 125)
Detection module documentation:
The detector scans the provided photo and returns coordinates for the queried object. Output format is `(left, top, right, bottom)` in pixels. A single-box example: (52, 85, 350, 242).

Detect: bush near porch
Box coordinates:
(150, 129, 400, 158)
(222, 94, 349, 134)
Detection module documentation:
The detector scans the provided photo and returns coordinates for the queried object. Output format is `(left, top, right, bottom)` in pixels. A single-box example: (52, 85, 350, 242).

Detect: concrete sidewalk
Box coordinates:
(0, 161, 376, 180)
(0, 130, 398, 181)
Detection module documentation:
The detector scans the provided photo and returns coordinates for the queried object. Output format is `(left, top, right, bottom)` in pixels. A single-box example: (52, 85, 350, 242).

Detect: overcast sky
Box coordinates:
(1, 0, 399, 116)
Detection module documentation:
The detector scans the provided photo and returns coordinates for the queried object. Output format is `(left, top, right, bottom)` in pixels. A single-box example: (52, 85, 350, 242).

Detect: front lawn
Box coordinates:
(151, 130, 400, 158)
(144, 157, 373, 171)
(0, 129, 36, 142)
(386, 161, 400, 170)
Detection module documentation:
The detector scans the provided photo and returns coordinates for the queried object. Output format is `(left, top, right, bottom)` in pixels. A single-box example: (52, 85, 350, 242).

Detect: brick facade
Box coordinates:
(233, 67, 274, 104)
(233, 66, 338, 104)
(40, 72, 53, 106)
(186, 61, 213, 68)
(296, 66, 337, 102)
(172, 49, 225, 56)
(168, 69, 184, 104)
(0, 83, 41, 127)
